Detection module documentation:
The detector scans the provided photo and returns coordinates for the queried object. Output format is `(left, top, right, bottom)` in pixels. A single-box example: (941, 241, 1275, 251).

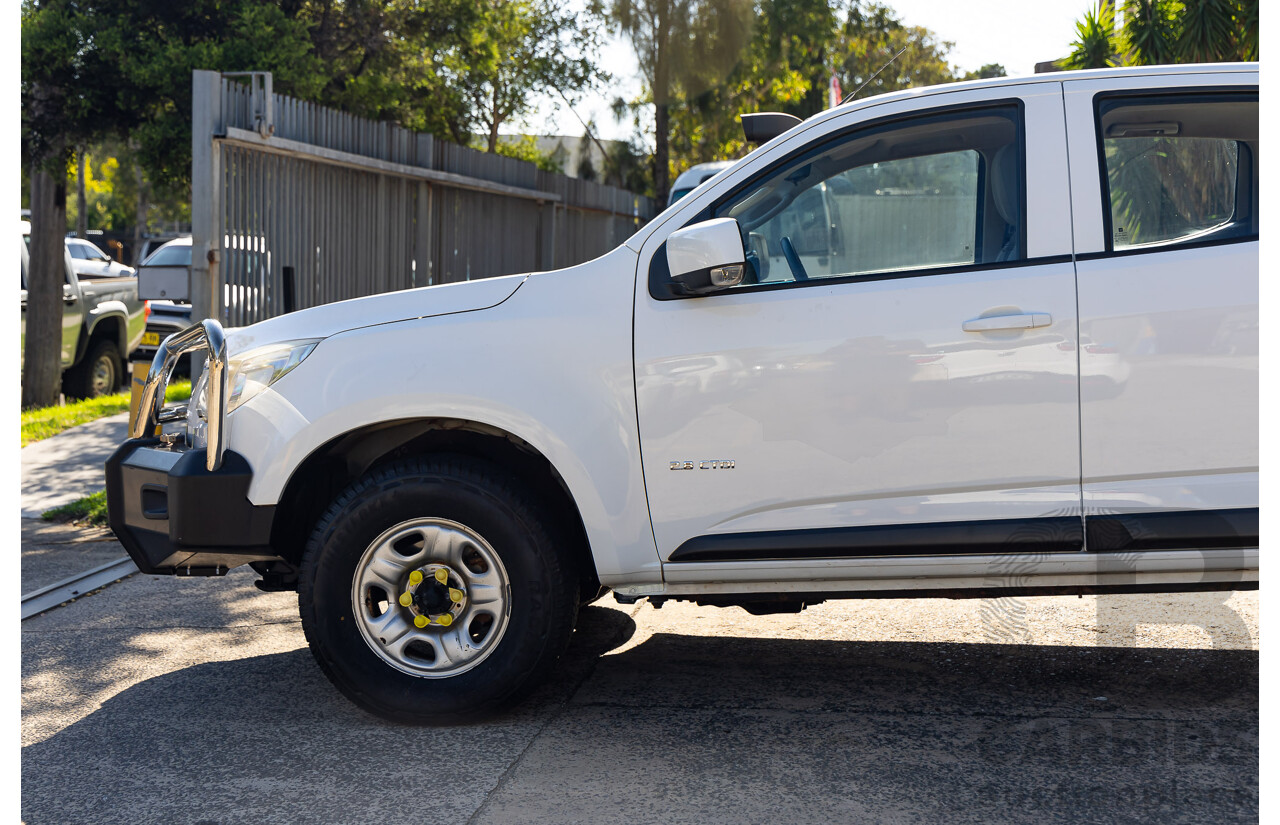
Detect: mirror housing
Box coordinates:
(741, 112, 802, 144)
(666, 218, 747, 296)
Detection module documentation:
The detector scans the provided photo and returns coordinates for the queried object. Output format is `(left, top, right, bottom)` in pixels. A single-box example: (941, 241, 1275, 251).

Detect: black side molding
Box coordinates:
(668, 516, 1083, 563)
(1086, 507, 1258, 552)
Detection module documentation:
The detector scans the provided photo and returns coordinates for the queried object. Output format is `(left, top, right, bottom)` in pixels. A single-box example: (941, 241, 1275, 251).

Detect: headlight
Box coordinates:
(226, 339, 321, 413)
(186, 367, 209, 448)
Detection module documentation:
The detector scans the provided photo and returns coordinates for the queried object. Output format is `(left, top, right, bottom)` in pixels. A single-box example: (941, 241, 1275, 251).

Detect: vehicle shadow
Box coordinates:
(22, 612, 1256, 825)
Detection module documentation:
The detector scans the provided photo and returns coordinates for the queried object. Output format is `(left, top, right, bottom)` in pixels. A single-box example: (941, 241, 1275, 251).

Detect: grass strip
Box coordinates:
(41, 490, 110, 527)
(21, 380, 192, 447)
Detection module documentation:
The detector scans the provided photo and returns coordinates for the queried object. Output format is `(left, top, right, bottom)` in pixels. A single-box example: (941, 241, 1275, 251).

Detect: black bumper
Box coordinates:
(105, 439, 279, 575)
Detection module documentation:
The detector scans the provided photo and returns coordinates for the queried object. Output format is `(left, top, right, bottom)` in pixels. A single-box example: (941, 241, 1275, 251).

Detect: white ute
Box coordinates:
(107, 64, 1258, 723)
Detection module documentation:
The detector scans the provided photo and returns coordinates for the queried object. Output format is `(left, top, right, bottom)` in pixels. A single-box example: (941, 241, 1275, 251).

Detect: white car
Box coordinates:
(64, 236, 135, 280)
(108, 64, 1258, 723)
(668, 160, 736, 207)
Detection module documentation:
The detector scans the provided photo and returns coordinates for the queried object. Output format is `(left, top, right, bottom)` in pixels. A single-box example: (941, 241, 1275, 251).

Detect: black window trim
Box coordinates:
(649, 97, 1028, 301)
(1091, 85, 1259, 256)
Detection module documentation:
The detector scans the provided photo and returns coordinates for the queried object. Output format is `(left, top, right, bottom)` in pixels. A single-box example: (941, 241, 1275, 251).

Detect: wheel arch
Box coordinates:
(269, 417, 601, 600)
(80, 308, 127, 364)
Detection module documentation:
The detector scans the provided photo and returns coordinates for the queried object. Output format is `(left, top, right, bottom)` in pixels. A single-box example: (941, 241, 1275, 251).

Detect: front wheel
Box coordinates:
(63, 338, 121, 399)
(298, 457, 579, 723)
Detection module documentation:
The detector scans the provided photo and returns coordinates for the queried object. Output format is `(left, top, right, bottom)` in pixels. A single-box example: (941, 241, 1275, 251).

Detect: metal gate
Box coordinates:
(189, 71, 656, 328)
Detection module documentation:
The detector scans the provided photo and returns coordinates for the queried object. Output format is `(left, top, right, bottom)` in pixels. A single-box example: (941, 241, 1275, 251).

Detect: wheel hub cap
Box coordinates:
(351, 518, 511, 679)
(404, 565, 467, 626)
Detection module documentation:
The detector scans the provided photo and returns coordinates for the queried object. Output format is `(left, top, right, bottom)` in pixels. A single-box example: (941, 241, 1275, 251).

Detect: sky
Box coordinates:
(518, 0, 1091, 144)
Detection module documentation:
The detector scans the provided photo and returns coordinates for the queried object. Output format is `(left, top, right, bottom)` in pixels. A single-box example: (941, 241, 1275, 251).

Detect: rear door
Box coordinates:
(1063, 70, 1258, 550)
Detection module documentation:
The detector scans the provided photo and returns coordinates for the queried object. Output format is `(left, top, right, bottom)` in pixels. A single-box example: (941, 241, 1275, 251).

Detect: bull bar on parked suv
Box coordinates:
(132, 318, 228, 470)
(106, 319, 282, 576)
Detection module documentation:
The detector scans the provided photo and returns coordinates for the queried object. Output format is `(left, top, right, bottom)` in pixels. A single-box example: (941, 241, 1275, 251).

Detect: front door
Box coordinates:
(634, 84, 1084, 571)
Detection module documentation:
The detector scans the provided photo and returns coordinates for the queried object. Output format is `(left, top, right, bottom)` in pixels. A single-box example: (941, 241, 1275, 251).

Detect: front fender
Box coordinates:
(226, 244, 661, 584)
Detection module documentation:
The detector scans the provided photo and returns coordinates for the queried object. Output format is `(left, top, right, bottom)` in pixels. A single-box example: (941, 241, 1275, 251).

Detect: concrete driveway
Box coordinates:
(21, 557, 1257, 825)
(21, 411, 129, 518)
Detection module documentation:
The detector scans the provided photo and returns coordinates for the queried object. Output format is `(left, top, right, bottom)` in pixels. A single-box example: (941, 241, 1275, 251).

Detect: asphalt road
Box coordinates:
(21, 540, 1257, 825)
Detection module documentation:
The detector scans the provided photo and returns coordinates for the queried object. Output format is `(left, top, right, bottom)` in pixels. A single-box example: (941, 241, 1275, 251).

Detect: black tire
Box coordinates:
(298, 456, 579, 724)
(63, 338, 121, 400)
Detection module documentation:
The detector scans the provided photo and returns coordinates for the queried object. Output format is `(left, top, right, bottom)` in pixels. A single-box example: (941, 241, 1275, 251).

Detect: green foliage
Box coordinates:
(1121, 0, 1179, 65)
(1178, 0, 1241, 62)
(1069, 0, 1257, 70)
(961, 63, 1007, 80)
(42, 490, 109, 527)
(21, 380, 191, 446)
(65, 150, 130, 233)
(662, 1, 964, 181)
(23, 0, 323, 190)
(295, 0, 482, 145)
(836, 2, 956, 101)
(1066, 2, 1119, 69)
(452, 1, 604, 152)
(483, 134, 566, 173)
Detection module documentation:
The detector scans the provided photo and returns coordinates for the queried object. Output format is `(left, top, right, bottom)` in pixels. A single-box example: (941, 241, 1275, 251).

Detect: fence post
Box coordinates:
(191, 70, 224, 347)
(538, 199, 556, 272)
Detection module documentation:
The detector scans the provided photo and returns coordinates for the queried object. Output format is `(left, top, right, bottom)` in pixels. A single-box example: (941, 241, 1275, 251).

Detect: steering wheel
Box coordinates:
(779, 236, 810, 282)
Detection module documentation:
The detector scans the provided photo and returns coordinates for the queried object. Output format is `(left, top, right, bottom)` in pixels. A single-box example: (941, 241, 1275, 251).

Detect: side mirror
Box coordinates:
(741, 112, 802, 144)
(666, 218, 746, 296)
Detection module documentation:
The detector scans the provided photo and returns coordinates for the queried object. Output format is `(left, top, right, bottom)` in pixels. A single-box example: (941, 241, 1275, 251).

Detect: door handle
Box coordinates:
(63, 295, 78, 305)
(962, 312, 1052, 333)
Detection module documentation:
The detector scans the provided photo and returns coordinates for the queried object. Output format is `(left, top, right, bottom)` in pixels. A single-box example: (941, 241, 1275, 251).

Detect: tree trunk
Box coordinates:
(76, 148, 87, 239)
(654, 101, 669, 206)
(133, 148, 148, 266)
(487, 86, 500, 152)
(653, 3, 671, 206)
(23, 155, 68, 409)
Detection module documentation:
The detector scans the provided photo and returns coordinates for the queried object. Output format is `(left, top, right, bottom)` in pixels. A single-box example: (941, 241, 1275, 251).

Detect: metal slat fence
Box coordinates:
(200, 72, 656, 327)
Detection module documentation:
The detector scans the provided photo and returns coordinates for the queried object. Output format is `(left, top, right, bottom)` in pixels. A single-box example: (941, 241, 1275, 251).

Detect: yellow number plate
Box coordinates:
(141, 332, 160, 346)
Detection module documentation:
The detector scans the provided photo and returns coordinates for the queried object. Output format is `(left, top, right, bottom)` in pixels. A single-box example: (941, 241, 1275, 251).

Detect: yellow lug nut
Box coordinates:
(434, 568, 449, 584)
(414, 615, 429, 628)
(437, 613, 453, 627)
(449, 588, 464, 603)
(408, 570, 423, 585)
(398, 592, 413, 607)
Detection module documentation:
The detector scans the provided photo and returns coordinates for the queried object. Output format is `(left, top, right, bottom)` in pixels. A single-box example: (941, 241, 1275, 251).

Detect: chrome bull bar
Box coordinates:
(131, 319, 228, 472)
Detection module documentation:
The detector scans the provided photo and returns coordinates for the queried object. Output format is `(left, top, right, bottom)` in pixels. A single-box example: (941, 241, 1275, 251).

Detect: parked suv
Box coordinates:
(108, 65, 1258, 723)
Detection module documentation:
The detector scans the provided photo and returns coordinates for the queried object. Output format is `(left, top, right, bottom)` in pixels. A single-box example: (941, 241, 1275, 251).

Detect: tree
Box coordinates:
(834, 2, 956, 100)
(1067, 0, 1257, 69)
(452, 1, 604, 154)
(661, 0, 964, 177)
(1065, 2, 1118, 70)
(595, 0, 752, 205)
(1120, 0, 1178, 65)
(22, 1, 82, 407)
(292, 0, 481, 145)
(962, 63, 1007, 80)
(22, 0, 321, 404)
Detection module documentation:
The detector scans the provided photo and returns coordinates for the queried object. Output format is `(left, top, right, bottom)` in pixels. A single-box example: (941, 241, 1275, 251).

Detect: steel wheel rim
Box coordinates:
(92, 355, 115, 396)
(351, 518, 511, 679)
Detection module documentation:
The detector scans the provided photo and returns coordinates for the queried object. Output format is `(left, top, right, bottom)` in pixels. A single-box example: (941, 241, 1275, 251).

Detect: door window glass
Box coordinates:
(1098, 93, 1257, 250)
(711, 105, 1022, 287)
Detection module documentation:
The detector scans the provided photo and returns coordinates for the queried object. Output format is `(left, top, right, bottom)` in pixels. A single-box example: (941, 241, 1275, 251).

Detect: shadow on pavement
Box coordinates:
(20, 604, 638, 825)
(23, 615, 1255, 825)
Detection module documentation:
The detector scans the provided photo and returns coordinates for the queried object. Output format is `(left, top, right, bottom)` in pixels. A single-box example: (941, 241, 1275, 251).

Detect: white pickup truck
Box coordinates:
(107, 64, 1258, 723)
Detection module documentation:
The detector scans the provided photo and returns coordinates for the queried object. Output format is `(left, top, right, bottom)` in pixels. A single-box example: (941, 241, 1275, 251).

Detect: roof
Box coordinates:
(832, 62, 1256, 117)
